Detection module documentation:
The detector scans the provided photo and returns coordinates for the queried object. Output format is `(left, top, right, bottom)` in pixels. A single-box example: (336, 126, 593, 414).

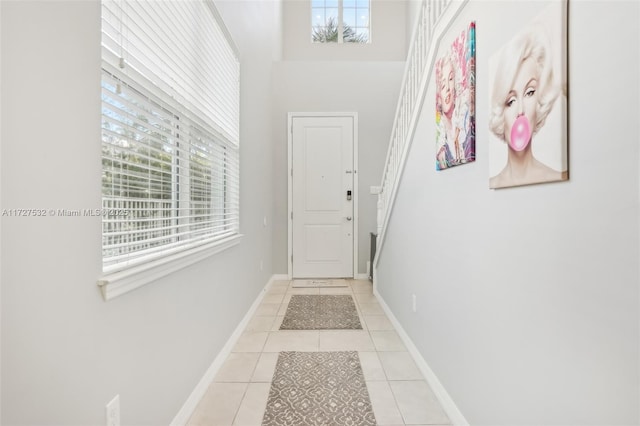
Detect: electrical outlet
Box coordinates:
(106, 395, 120, 426)
(412, 294, 417, 313)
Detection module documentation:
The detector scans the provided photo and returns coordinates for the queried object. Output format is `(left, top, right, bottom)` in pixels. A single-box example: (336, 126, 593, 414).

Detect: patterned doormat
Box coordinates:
(280, 295, 362, 330)
(262, 351, 376, 426)
(291, 279, 348, 288)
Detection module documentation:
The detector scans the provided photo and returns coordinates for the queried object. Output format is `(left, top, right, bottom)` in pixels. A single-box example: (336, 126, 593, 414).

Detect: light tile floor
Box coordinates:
(187, 279, 451, 426)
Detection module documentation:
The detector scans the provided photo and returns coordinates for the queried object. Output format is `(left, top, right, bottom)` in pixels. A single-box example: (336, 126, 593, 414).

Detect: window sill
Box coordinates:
(97, 234, 243, 301)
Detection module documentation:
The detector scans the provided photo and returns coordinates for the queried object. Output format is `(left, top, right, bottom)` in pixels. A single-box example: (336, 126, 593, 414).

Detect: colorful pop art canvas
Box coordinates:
(488, 1, 568, 189)
(435, 22, 476, 171)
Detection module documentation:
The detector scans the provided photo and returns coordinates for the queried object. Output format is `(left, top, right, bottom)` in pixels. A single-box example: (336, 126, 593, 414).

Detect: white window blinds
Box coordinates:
(101, 0, 240, 273)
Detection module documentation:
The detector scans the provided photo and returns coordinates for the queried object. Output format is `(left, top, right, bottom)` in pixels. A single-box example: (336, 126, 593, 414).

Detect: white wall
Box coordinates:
(375, 1, 640, 425)
(272, 0, 408, 275)
(0, 1, 278, 424)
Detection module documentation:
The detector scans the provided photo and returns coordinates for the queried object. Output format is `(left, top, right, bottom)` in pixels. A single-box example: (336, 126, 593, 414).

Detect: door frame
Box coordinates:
(287, 112, 359, 279)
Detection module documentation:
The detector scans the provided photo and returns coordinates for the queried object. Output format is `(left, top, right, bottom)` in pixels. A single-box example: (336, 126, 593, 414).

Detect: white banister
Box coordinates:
(375, 0, 469, 265)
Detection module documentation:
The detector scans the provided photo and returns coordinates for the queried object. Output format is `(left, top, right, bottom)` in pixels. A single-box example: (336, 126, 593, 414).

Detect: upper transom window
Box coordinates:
(311, 0, 370, 43)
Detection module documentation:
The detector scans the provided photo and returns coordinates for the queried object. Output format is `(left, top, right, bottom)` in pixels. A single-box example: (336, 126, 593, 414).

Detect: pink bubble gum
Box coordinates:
(509, 115, 531, 152)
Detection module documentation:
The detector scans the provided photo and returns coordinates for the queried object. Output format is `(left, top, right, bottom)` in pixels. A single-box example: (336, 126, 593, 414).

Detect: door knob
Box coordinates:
(346, 216, 352, 221)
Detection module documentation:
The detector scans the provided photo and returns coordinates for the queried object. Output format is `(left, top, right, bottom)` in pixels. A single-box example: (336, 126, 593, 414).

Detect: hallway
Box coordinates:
(187, 279, 451, 425)
(2, 1, 639, 424)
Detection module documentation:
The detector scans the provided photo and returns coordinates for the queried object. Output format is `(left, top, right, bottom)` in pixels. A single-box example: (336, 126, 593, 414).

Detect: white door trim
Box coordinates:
(287, 112, 359, 279)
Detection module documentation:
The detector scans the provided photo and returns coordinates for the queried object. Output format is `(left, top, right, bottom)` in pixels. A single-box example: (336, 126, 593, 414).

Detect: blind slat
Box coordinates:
(101, 0, 240, 273)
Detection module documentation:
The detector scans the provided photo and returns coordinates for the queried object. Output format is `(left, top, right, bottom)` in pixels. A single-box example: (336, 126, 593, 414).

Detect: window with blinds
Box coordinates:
(101, 0, 240, 273)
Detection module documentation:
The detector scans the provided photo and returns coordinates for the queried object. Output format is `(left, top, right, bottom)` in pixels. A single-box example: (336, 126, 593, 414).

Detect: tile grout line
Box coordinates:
(229, 382, 250, 426)
(237, 283, 283, 426)
(360, 282, 409, 426)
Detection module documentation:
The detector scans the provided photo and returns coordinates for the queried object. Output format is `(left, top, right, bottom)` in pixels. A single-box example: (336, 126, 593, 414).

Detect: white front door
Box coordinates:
(291, 115, 354, 278)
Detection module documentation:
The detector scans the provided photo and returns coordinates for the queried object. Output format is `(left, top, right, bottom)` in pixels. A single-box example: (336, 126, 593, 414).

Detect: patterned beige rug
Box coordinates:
(280, 295, 362, 330)
(262, 351, 376, 426)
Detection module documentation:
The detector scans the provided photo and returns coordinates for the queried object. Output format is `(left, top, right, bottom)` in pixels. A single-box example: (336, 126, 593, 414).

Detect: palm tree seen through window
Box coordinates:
(311, 0, 370, 43)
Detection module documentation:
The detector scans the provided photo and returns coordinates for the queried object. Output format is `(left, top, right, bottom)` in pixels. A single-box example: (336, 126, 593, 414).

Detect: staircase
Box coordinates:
(374, 0, 466, 263)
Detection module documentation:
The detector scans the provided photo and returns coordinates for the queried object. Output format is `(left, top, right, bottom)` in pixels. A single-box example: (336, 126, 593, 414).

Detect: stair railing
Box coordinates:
(375, 0, 462, 261)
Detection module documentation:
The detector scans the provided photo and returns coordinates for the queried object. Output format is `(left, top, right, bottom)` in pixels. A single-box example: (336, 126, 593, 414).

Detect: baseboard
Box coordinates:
(355, 273, 369, 280)
(170, 274, 278, 426)
(373, 289, 469, 426)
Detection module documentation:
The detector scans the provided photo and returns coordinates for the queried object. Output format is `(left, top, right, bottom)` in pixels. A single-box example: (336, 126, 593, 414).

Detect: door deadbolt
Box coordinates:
(347, 190, 352, 201)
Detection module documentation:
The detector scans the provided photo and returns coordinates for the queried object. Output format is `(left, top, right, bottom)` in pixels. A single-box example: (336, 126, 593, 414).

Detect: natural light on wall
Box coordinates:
(99, 0, 241, 300)
(311, 0, 370, 43)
